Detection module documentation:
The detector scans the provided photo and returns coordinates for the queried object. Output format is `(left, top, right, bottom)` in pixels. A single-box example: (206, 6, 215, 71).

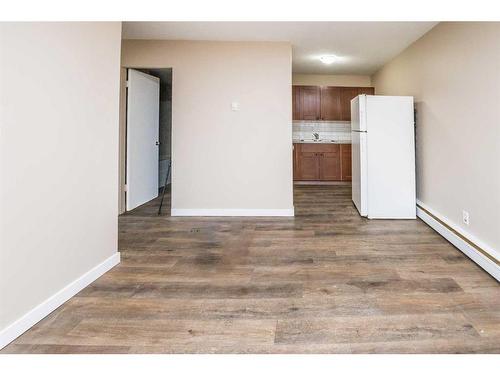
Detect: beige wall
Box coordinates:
(121, 40, 294, 213)
(372, 22, 500, 257)
(292, 74, 371, 87)
(0, 23, 122, 330)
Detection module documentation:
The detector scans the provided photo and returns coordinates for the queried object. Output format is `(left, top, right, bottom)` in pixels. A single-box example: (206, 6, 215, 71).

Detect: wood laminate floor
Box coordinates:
(3, 185, 499, 353)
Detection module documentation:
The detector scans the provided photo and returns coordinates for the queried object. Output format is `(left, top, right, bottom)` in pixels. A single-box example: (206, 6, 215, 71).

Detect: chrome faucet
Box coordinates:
(313, 133, 320, 140)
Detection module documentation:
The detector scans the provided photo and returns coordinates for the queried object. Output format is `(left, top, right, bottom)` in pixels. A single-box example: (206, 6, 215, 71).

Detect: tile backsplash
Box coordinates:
(292, 121, 351, 142)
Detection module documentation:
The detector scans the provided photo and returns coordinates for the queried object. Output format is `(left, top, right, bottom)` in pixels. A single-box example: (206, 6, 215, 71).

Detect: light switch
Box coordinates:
(231, 101, 240, 111)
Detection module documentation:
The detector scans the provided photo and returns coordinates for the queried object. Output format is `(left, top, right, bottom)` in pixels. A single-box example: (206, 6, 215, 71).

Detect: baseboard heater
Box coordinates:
(416, 201, 499, 282)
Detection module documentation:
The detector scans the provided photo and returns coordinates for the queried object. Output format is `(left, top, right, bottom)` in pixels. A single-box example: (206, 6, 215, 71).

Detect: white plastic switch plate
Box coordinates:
(462, 210, 470, 226)
(231, 101, 240, 111)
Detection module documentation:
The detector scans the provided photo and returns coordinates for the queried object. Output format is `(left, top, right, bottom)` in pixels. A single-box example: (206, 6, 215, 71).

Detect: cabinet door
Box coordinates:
(319, 145, 341, 181)
(357, 87, 375, 95)
(293, 144, 299, 180)
(340, 144, 352, 181)
(298, 152, 320, 180)
(292, 86, 300, 120)
(340, 87, 360, 121)
(320, 86, 342, 121)
(299, 86, 321, 120)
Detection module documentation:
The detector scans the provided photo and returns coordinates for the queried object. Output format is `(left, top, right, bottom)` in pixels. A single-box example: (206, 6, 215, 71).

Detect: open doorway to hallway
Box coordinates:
(119, 67, 172, 215)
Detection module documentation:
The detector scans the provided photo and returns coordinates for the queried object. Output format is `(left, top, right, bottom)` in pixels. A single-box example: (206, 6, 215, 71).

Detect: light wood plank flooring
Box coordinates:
(2, 185, 499, 353)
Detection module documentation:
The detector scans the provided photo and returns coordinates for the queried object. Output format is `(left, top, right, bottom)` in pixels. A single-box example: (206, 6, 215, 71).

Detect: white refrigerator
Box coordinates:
(351, 95, 416, 219)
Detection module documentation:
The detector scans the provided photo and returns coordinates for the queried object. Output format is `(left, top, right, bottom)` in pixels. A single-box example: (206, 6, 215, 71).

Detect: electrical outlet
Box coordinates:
(462, 210, 470, 226)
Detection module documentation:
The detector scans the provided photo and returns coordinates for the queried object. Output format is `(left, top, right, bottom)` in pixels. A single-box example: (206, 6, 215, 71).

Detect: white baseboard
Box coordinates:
(0, 252, 120, 350)
(416, 201, 499, 282)
(171, 208, 295, 217)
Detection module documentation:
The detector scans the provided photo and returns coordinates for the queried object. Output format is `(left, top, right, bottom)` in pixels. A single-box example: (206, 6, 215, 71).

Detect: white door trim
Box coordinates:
(171, 208, 295, 217)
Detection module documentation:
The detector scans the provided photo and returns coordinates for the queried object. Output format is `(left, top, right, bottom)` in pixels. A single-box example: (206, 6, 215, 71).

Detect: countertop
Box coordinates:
(293, 140, 351, 144)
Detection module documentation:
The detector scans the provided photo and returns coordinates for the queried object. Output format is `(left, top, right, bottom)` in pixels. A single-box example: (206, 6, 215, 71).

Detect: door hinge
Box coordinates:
(124, 184, 128, 192)
(125, 80, 130, 88)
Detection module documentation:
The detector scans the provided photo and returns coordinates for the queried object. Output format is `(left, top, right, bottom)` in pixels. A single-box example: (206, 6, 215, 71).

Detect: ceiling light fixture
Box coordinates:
(319, 55, 338, 64)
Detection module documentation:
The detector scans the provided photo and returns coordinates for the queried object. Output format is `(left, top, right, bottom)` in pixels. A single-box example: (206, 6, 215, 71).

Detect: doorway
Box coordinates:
(119, 67, 172, 215)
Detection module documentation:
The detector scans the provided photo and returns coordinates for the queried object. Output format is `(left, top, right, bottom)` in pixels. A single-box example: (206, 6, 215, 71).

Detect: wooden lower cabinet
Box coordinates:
(340, 144, 352, 181)
(294, 143, 351, 182)
(320, 148, 341, 181)
(297, 151, 320, 180)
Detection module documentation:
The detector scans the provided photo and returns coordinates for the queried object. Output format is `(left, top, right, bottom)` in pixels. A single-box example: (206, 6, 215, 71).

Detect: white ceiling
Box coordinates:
(122, 22, 437, 75)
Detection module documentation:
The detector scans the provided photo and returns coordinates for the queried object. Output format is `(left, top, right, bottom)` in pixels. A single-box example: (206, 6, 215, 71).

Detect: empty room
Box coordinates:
(1, 2, 499, 370)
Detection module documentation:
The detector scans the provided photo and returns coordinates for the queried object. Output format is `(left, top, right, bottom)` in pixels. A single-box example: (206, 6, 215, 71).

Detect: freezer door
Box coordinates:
(351, 130, 368, 216)
(350, 95, 367, 131)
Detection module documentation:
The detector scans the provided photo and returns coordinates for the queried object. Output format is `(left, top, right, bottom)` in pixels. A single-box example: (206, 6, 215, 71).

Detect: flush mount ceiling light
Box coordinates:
(319, 55, 338, 64)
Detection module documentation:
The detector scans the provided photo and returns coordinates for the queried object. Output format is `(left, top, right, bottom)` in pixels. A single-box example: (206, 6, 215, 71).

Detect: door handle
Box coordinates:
(155, 141, 160, 146)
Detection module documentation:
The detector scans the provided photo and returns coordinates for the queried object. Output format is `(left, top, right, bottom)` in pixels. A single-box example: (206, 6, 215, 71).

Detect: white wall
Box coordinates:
(372, 22, 500, 258)
(0, 23, 122, 336)
(121, 40, 294, 215)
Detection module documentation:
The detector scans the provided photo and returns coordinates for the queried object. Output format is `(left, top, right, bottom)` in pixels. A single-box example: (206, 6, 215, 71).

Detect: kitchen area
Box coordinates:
(292, 83, 416, 219)
(292, 85, 374, 183)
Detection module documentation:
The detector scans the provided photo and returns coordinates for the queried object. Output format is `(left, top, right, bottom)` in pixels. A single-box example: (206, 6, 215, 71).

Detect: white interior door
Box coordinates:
(126, 69, 160, 211)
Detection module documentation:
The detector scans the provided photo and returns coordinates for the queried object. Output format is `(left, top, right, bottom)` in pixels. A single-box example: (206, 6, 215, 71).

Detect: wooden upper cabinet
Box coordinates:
(357, 87, 375, 96)
(340, 87, 360, 121)
(292, 85, 374, 122)
(292, 86, 301, 120)
(340, 87, 374, 121)
(320, 86, 342, 121)
(298, 86, 321, 120)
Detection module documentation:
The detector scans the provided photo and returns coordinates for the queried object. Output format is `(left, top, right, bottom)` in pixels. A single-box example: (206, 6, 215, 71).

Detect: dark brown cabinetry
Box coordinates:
(341, 87, 375, 121)
(293, 85, 374, 121)
(339, 87, 360, 121)
(292, 86, 300, 120)
(319, 86, 342, 121)
(293, 86, 320, 120)
(292, 85, 373, 182)
(357, 87, 376, 96)
(293, 143, 347, 181)
(320, 148, 341, 181)
(296, 150, 320, 180)
(340, 144, 352, 181)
